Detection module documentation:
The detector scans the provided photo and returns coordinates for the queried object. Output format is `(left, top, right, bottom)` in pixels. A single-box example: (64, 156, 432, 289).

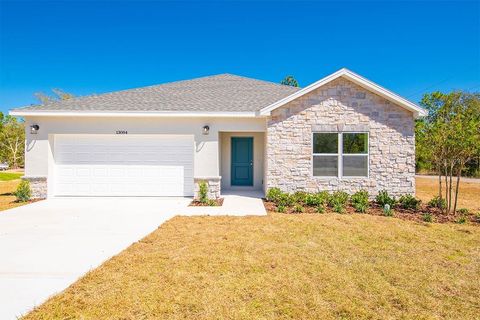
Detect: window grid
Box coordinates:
(312, 132, 369, 178)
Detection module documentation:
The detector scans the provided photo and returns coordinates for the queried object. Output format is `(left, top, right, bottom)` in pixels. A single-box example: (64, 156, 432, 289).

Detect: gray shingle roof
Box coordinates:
(14, 74, 300, 113)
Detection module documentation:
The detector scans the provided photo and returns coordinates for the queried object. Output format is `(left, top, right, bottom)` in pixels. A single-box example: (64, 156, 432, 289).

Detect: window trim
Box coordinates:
(312, 131, 369, 179)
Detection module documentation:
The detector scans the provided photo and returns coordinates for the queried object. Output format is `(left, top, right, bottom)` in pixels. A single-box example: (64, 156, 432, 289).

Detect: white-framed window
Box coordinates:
(312, 132, 369, 178)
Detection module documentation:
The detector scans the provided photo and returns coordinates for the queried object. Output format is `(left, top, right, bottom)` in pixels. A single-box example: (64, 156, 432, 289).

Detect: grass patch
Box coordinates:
(0, 180, 23, 211)
(0, 171, 23, 181)
(24, 213, 480, 319)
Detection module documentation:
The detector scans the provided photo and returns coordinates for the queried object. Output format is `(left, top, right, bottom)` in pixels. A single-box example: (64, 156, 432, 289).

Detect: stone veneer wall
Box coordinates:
(22, 177, 48, 199)
(266, 78, 415, 197)
(194, 177, 221, 199)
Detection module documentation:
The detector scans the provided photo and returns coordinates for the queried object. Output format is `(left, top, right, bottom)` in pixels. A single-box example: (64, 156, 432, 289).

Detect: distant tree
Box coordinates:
(0, 113, 25, 168)
(280, 75, 299, 87)
(34, 88, 74, 103)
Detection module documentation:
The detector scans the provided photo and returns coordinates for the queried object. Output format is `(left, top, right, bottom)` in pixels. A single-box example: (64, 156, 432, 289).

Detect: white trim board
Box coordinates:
(9, 110, 261, 118)
(259, 68, 427, 118)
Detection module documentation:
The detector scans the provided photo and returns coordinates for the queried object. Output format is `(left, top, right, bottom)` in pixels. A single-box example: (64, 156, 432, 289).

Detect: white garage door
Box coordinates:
(54, 134, 194, 197)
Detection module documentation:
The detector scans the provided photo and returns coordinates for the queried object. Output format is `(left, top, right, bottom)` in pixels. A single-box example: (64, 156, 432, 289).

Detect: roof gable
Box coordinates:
(259, 68, 427, 118)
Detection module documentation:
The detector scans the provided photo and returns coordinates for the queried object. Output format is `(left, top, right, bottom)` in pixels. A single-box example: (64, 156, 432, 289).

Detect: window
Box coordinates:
(312, 133, 338, 176)
(312, 132, 368, 177)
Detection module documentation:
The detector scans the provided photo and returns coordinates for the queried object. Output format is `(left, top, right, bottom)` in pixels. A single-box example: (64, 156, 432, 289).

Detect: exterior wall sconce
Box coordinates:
(30, 124, 40, 134)
(202, 125, 210, 135)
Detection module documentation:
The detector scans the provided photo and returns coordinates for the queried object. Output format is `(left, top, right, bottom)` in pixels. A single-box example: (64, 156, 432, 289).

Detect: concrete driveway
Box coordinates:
(0, 197, 190, 319)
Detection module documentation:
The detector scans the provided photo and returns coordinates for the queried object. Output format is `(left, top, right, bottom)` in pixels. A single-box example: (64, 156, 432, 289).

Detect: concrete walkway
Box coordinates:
(184, 190, 266, 216)
(0, 192, 265, 319)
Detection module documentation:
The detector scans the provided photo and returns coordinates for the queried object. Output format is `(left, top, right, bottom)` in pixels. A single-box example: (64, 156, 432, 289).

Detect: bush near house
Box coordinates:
(14, 180, 31, 202)
(398, 194, 421, 210)
(350, 190, 369, 213)
(264, 188, 479, 225)
(375, 190, 396, 208)
(190, 181, 223, 207)
(328, 191, 349, 213)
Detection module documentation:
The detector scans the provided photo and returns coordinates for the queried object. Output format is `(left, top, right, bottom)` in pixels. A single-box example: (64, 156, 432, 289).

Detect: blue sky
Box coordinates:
(1, 1, 479, 113)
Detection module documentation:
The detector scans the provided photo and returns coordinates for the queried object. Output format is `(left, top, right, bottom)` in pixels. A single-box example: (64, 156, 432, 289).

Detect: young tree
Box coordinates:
(419, 91, 480, 213)
(0, 114, 25, 169)
(280, 75, 299, 87)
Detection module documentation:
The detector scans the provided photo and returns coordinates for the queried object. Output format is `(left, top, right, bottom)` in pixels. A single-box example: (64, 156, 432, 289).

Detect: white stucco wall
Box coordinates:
(24, 116, 267, 184)
(219, 132, 265, 190)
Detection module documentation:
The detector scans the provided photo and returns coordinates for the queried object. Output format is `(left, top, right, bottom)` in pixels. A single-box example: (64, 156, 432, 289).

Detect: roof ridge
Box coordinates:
(218, 73, 302, 89)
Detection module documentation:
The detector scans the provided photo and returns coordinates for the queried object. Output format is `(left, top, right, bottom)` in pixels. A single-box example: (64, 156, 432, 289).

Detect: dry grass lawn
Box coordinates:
(24, 213, 480, 320)
(0, 180, 22, 211)
(416, 177, 480, 212)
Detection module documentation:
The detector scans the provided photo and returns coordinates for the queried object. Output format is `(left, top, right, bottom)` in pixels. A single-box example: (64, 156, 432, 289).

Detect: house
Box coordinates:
(10, 68, 426, 199)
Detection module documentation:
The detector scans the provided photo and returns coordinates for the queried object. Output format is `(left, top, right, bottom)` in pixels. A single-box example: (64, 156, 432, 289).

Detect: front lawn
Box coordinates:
(0, 171, 23, 181)
(24, 213, 480, 319)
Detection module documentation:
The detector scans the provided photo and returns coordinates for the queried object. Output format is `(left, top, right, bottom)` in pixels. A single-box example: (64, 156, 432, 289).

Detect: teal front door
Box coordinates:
(231, 137, 253, 186)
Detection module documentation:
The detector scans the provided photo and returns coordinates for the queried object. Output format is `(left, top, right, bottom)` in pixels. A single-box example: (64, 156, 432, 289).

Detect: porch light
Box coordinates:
(202, 125, 210, 135)
(30, 124, 40, 134)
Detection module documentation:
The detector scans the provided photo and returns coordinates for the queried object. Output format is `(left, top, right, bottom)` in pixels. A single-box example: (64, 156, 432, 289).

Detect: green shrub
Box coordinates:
(292, 191, 308, 204)
(305, 191, 329, 207)
(198, 181, 209, 203)
(329, 191, 349, 213)
(316, 205, 325, 214)
(304, 193, 318, 206)
(376, 190, 396, 207)
(422, 213, 433, 223)
(456, 208, 469, 224)
(351, 190, 369, 213)
(266, 187, 282, 203)
(277, 193, 294, 207)
(456, 216, 467, 224)
(293, 204, 305, 213)
(14, 180, 31, 202)
(277, 205, 286, 213)
(428, 196, 446, 209)
(206, 199, 217, 206)
(383, 204, 394, 217)
(398, 194, 421, 210)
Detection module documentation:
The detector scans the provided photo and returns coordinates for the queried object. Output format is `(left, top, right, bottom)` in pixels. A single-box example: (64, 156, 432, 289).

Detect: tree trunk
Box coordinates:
(453, 164, 462, 214)
(448, 162, 454, 213)
(438, 163, 443, 212)
(438, 166, 442, 200)
(444, 163, 449, 213)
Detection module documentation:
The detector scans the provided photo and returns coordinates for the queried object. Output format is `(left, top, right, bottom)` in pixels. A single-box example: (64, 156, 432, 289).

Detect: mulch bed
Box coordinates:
(263, 200, 480, 225)
(189, 198, 224, 207)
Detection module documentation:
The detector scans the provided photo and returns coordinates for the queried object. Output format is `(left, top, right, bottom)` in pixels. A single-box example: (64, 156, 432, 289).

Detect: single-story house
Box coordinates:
(10, 68, 426, 199)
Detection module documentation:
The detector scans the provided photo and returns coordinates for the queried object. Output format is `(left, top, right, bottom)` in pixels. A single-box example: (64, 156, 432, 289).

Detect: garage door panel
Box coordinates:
(54, 135, 194, 197)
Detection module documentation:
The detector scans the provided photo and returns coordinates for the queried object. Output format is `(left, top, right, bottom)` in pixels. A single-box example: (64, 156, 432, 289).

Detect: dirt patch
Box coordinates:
(263, 200, 480, 225)
(189, 198, 224, 207)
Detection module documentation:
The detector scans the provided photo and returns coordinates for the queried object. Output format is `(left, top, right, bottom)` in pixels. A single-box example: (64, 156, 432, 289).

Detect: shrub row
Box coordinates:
(266, 188, 423, 215)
